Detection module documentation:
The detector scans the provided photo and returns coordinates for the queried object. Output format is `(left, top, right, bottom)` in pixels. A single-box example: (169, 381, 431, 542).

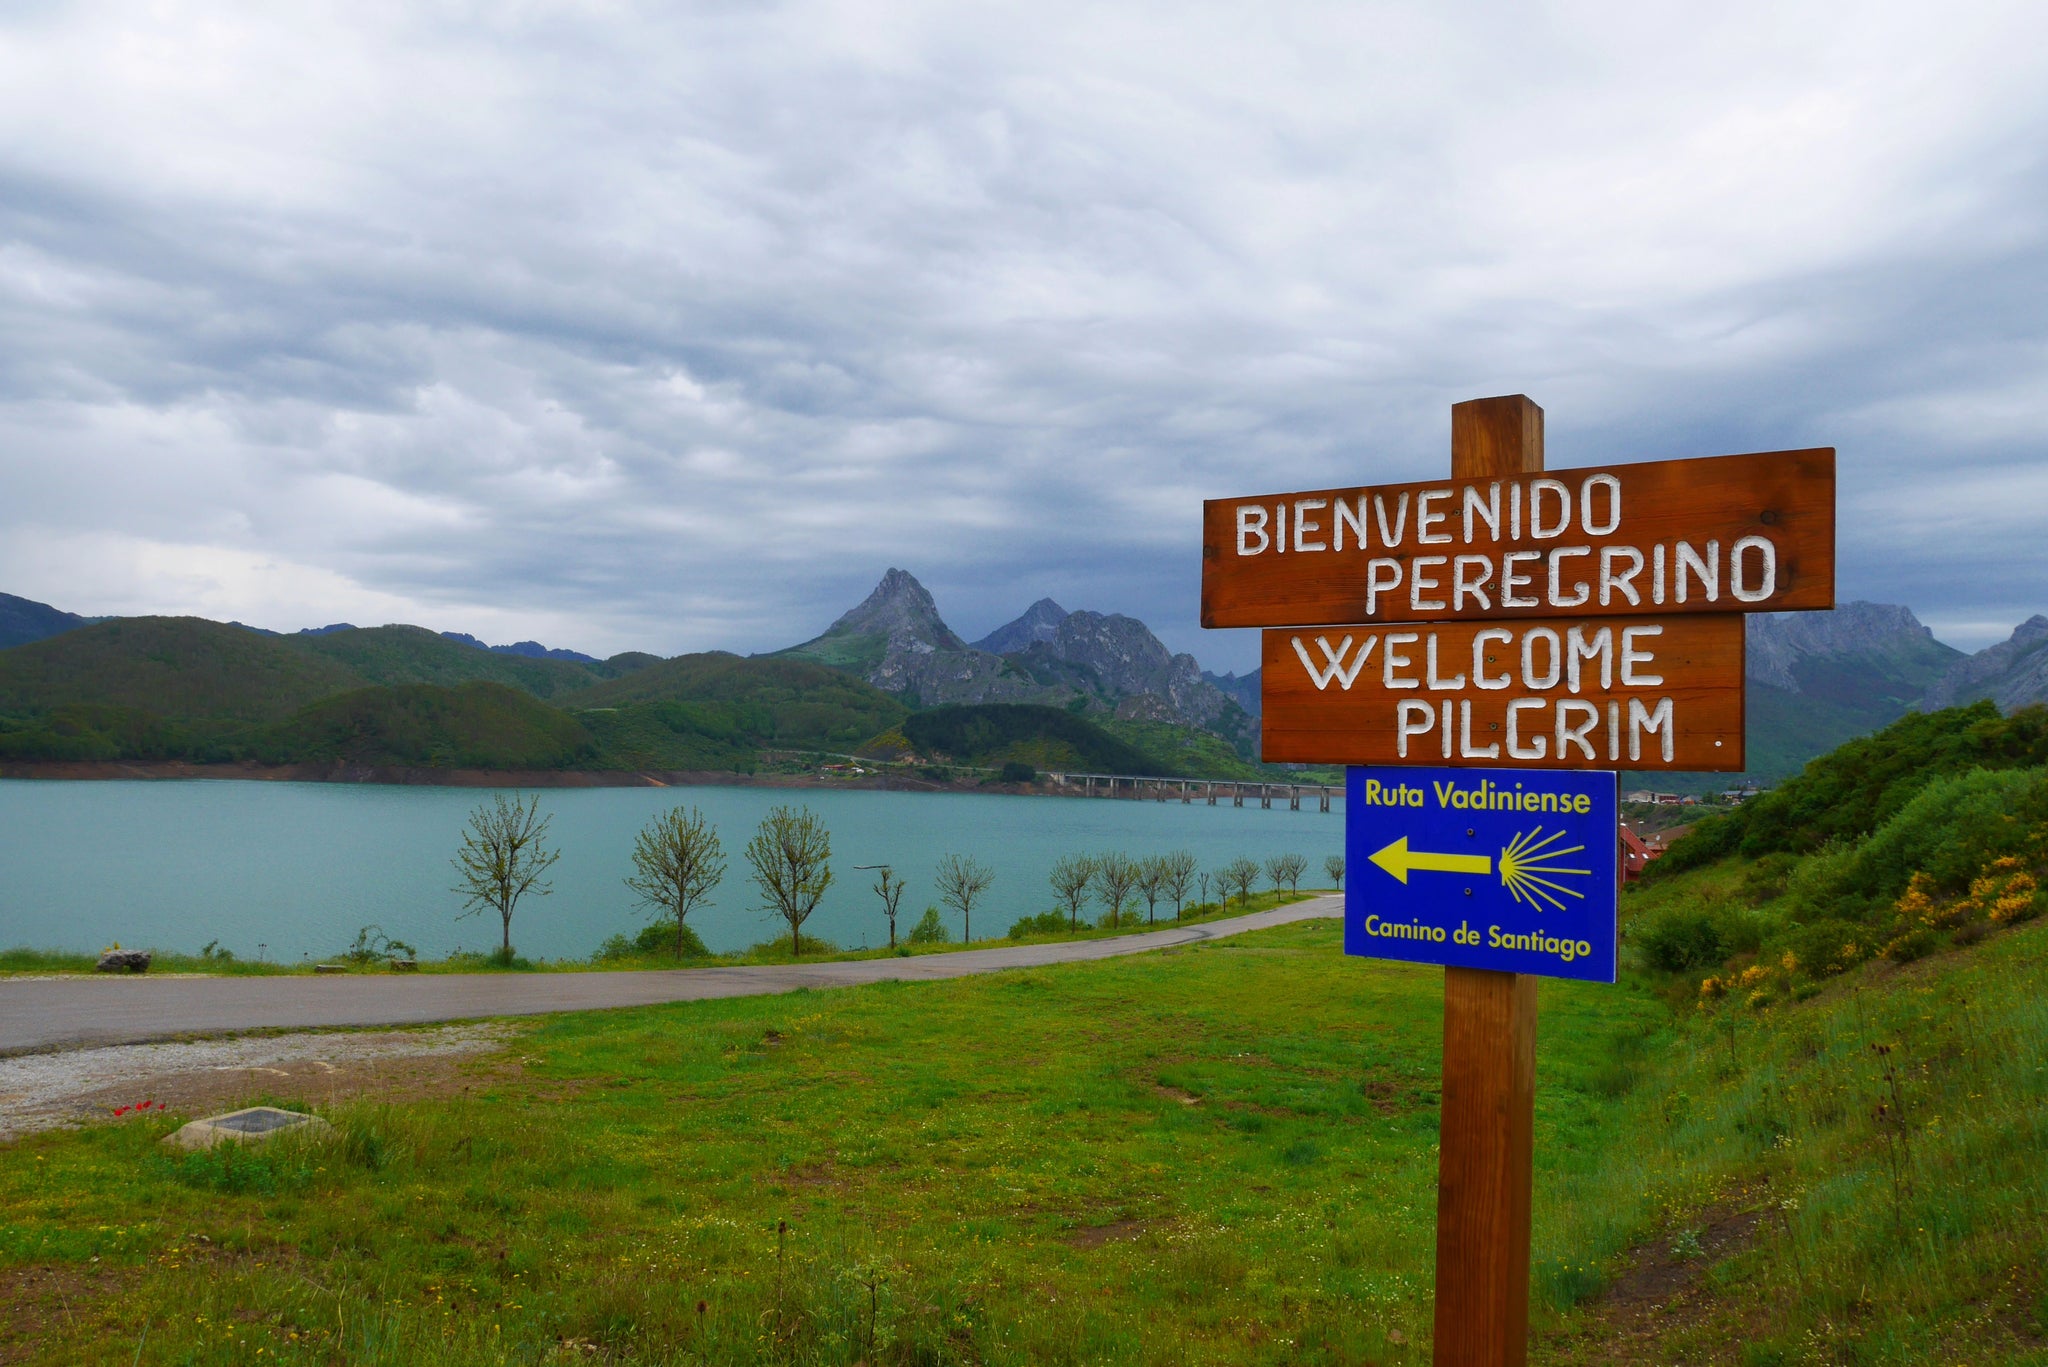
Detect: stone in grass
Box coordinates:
(163, 1106, 334, 1152)
(94, 949, 152, 973)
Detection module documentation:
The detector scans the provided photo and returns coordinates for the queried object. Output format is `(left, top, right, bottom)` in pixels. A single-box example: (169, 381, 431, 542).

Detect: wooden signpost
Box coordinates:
(1201, 394, 1836, 1366)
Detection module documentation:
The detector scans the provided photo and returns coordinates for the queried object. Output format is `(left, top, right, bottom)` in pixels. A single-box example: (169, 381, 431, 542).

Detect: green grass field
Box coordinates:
(5, 908, 2046, 1364)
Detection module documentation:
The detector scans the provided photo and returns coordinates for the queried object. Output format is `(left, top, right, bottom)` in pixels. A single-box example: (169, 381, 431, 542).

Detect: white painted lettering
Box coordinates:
(1522, 626, 1562, 690)
(1620, 626, 1664, 686)
(1676, 539, 1720, 603)
(1473, 629, 1513, 691)
(1502, 551, 1540, 607)
(1333, 496, 1369, 552)
(1548, 545, 1592, 608)
(1416, 489, 1452, 544)
(1235, 505, 1269, 556)
(1556, 700, 1600, 760)
(1426, 634, 1467, 690)
(1580, 473, 1622, 535)
(1599, 545, 1643, 606)
(1365, 558, 1403, 615)
(1411, 556, 1448, 612)
(1529, 478, 1571, 539)
(1629, 697, 1675, 762)
(1395, 700, 1434, 758)
(1566, 626, 1613, 693)
(1730, 534, 1777, 602)
(1292, 498, 1327, 553)
(1507, 699, 1547, 759)
(1373, 492, 1410, 549)
(1383, 632, 1420, 690)
(1463, 482, 1502, 542)
(1453, 555, 1494, 612)
(1459, 700, 1500, 759)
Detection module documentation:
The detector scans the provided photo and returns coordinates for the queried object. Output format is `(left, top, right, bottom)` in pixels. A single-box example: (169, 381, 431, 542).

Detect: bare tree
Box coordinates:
(1048, 853, 1097, 931)
(934, 854, 996, 942)
(1160, 850, 1198, 919)
(624, 806, 725, 957)
(745, 805, 834, 956)
(451, 792, 561, 959)
(1324, 853, 1346, 892)
(873, 867, 907, 947)
(1095, 852, 1140, 929)
(1267, 853, 1308, 895)
(1135, 856, 1170, 924)
(1222, 857, 1260, 910)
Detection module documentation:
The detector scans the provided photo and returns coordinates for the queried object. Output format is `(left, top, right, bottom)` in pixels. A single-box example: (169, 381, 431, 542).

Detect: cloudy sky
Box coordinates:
(3, 1, 2044, 672)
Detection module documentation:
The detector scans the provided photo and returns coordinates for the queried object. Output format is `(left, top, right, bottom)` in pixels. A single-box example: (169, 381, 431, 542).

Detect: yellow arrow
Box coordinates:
(1368, 836, 1493, 885)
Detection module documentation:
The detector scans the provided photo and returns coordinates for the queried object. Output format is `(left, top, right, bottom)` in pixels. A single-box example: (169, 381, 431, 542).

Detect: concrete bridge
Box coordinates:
(1045, 772, 1338, 812)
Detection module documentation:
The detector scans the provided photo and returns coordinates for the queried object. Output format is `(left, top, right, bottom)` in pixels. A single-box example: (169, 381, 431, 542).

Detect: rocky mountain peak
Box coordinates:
(822, 568, 966, 653)
(1923, 613, 2048, 713)
(1746, 602, 1946, 691)
(972, 597, 1069, 655)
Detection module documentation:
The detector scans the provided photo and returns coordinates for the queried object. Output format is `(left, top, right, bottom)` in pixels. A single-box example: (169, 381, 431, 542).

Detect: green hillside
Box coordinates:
(286, 625, 610, 698)
(253, 681, 596, 768)
(900, 703, 1161, 775)
(0, 617, 363, 724)
(561, 653, 909, 752)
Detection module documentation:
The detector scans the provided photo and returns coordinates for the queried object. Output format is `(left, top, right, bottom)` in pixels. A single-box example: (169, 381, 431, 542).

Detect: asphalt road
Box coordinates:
(0, 898, 1340, 1055)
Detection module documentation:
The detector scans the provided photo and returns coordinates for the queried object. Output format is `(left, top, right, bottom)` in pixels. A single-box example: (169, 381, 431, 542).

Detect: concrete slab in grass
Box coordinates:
(164, 1105, 333, 1151)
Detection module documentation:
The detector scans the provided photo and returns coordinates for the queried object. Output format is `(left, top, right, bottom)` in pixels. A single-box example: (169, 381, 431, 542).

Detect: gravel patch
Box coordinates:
(0, 1023, 514, 1141)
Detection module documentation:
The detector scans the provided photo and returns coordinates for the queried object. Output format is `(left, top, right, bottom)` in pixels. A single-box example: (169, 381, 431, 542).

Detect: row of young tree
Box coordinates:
(451, 791, 1345, 961)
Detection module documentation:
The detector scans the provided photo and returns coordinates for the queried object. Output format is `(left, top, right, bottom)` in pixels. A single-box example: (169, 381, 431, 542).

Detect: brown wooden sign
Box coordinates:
(1260, 614, 1744, 770)
(1202, 448, 1834, 629)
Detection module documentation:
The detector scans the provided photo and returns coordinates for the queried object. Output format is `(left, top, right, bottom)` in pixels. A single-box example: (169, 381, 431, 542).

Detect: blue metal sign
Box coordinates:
(1345, 765, 1617, 983)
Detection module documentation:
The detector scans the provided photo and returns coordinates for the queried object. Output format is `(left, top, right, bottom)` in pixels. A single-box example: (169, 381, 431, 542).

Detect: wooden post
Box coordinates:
(1433, 395, 1543, 1367)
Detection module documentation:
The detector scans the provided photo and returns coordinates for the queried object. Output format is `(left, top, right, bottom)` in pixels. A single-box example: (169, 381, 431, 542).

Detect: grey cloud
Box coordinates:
(2, 2, 2046, 666)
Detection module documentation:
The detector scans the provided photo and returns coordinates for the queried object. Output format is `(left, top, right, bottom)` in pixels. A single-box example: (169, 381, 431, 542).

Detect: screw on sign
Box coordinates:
(1201, 395, 1834, 1366)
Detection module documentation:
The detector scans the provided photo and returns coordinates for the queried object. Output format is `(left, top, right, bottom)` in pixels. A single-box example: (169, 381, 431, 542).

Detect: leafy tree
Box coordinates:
(935, 854, 996, 942)
(907, 906, 950, 944)
(1324, 853, 1345, 891)
(744, 805, 834, 956)
(1095, 852, 1140, 928)
(872, 867, 907, 947)
(451, 792, 561, 958)
(1221, 857, 1260, 909)
(623, 805, 726, 957)
(1267, 853, 1308, 895)
(1160, 850, 1198, 919)
(1049, 854, 1097, 930)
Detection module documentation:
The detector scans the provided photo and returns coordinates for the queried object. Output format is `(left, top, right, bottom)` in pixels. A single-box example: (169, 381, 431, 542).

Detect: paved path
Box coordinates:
(0, 898, 1339, 1055)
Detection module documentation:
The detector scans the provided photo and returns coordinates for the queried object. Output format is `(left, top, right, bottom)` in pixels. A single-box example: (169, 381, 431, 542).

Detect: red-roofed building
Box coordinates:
(1620, 824, 1661, 882)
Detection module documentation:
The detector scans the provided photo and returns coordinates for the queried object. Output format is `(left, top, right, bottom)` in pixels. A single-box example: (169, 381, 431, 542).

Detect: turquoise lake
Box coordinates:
(0, 781, 1344, 961)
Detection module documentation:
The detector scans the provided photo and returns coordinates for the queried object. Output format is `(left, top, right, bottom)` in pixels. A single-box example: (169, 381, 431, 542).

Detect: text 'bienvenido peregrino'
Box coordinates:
(1233, 473, 1781, 615)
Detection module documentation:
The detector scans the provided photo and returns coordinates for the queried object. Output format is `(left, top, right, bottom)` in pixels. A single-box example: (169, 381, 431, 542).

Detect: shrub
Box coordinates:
(1009, 909, 1070, 939)
(998, 761, 1036, 784)
(906, 906, 950, 944)
(1634, 905, 1725, 973)
(594, 921, 712, 961)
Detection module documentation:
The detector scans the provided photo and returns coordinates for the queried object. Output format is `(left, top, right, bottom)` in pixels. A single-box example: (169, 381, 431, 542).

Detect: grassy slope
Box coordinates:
(4, 911, 2044, 1362)
(0, 919, 1662, 1366)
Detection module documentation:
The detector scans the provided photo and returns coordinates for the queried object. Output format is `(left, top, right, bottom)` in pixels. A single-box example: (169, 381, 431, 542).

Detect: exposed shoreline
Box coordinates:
(0, 757, 1043, 794)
